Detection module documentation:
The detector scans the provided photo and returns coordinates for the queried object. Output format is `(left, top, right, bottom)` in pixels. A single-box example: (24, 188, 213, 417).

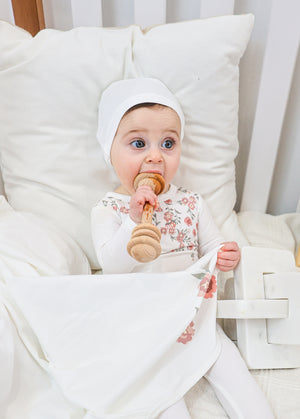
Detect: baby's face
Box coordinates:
(110, 105, 181, 195)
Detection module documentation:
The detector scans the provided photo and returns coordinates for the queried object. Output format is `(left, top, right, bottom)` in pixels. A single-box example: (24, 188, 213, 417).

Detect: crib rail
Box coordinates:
(7, 0, 235, 33)
(240, 0, 300, 212)
(223, 246, 300, 369)
(1, 0, 299, 215)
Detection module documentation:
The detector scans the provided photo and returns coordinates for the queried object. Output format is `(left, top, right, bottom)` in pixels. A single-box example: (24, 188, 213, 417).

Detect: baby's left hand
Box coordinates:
(216, 241, 241, 272)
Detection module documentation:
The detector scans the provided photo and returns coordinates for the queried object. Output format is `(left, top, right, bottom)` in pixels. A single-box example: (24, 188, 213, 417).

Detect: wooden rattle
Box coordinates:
(296, 244, 300, 267)
(127, 173, 165, 263)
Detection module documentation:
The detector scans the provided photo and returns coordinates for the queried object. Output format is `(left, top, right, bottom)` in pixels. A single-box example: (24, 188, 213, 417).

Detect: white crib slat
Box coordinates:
(9, 0, 16, 24)
(134, 0, 166, 27)
(0, 0, 15, 23)
(199, 0, 234, 18)
(70, 0, 103, 27)
(241, 0, 300, 212)
(297, 197, 300, 214)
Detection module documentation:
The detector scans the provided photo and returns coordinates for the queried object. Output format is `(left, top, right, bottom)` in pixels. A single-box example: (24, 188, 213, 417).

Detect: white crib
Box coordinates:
(0, 0, 300, 418)
(2, 1, 299, 215)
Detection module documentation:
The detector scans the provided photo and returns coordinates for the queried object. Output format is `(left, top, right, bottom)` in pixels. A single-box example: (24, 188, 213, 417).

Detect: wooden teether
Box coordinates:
(127, 173, 165, 263)
(296, 244, 300, 267)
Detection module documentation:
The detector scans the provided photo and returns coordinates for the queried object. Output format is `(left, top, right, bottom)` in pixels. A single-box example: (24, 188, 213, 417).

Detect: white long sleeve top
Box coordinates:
(91, 184, 224, 274)
(91, 185, 223, 274)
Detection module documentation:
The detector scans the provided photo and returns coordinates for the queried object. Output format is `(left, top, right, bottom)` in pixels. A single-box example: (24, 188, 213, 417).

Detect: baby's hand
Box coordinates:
(129, 185, 158, 224)
(216, 241, 241, 272)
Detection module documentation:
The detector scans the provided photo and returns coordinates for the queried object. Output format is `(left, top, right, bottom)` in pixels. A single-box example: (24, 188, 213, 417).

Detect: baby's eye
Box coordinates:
(162, 138, 175, 149)
(131, 139, 145, 149)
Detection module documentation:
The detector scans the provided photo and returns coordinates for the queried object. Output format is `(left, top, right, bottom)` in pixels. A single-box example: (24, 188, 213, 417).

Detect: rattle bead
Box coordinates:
(131, 223, 161, 241)
(133, 173, 165, 195)
(127, 173, 165, 263)
(127, 234, 161, 263)
(296, 244, 300, 267)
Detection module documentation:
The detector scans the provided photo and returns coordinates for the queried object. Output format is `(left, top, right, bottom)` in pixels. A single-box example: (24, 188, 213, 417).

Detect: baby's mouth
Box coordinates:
(140, 169, 163, 176)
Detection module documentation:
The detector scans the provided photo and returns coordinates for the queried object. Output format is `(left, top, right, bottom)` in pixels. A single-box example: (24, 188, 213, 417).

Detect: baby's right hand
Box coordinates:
(129, 185, 158, 224)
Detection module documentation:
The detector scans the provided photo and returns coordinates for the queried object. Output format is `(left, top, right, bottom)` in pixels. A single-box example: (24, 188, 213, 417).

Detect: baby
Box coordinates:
(92, 78, 274, 419)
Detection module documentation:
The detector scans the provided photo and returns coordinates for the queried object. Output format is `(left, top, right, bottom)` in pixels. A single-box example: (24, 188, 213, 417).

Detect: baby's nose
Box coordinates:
(145, 147, 163, 163)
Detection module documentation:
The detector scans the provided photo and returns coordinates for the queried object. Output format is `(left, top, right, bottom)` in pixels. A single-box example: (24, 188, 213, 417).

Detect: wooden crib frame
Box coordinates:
(11, 0, 45, 36)
(3, 0, 300, 369)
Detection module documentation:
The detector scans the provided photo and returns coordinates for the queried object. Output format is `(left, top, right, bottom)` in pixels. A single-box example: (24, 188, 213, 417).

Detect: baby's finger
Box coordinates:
(220, 241, 239, 251)
(217, 259, 235, 269)
(217, 261, 236, 272)
(217, 250, 239, 261)
(135, 189, 157, 207)
(136, 185, 153, 198)
(136, 185, 153, 192)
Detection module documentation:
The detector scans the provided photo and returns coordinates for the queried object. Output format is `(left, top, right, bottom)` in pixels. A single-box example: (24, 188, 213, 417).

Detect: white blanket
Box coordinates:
(3, 268, 220, 418)
(0, 195, 222, 418)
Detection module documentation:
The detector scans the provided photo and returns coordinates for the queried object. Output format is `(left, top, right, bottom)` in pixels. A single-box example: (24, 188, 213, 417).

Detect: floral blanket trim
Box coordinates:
(176, 272, 217, 345)
(177, 321, 196, 344)
(194, 272, 217, 299)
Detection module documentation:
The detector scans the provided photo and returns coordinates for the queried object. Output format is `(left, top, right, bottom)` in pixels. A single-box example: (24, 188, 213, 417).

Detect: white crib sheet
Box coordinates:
(237, 211, 300, 255)
(186, 366, 300, 419)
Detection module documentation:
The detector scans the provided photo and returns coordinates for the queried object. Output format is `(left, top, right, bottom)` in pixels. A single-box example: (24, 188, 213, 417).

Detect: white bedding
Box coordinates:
(0, 196, 91, 278)
(0, 196, 221, 418)
(0, 196, 90, 418)
(186, 367, 300, 418)
(185, 211, 300, 419)
(0, 199, 300, 418)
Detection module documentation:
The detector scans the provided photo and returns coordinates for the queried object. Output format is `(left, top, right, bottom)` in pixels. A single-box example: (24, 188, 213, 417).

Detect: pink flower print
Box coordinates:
(165, 199, 172, 205)
(188, 244, 194, 251)
(160, 227, 167, 235)
(112, 205, 118, 211)
(177, 232, 185, 248)
(164, 212, 173, 222)
(120, 206, 129, 214)
(182, 197, 189, 205)
(184, 216, 192, 226)
(198, 274, 217, 299)
(193, 229, 196, 237)
(188, 202, 195, 210)
(168, 222, 176, 235)
(177, 321, 195, 344)
(156, 203, 163, 212)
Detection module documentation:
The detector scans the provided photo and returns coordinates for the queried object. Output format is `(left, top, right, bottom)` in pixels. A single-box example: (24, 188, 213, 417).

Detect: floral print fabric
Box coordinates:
(177, 272, 217, 344)
(101, 186, 200, 262)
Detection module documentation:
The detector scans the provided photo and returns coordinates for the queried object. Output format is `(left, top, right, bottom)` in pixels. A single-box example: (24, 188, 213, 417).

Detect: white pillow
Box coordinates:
(0, 15, 253, 269)
(0, 196, 90, 276)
